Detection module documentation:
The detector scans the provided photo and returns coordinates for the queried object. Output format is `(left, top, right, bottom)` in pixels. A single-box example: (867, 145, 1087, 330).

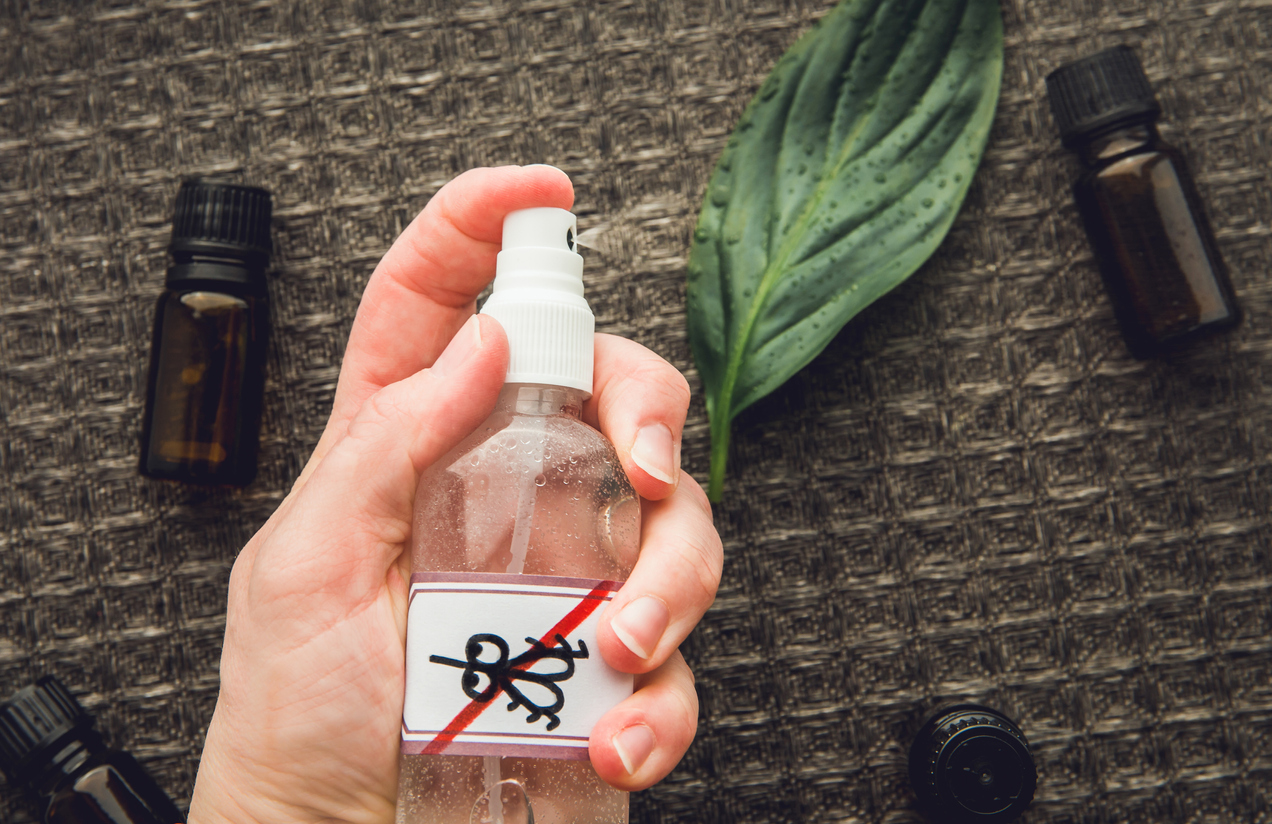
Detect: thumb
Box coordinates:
(250, 315, 509, 601)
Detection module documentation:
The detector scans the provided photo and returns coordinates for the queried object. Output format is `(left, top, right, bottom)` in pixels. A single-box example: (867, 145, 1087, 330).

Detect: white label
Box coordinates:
(402, 572, 632, 760)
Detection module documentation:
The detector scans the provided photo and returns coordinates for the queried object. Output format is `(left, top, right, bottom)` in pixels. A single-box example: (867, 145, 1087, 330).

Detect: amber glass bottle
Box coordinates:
(0, 677, 185, 824)
(1046, 46, 1241, 358)
(908, 704, 1036, 824)
(140, 180, 272, 486)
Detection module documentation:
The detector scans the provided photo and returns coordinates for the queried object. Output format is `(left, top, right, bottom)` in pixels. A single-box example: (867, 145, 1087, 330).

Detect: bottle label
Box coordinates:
(401, 572, 632, 760)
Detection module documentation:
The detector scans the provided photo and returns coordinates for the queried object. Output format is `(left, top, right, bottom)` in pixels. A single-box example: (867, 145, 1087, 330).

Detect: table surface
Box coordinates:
(2, 1, 1271, 822)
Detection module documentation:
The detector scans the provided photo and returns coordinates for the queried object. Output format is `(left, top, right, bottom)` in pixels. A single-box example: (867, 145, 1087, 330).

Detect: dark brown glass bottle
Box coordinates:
(0, 677, 185, 824)
(140, 180, 272, 486)
(908, 704, 1035, 824)
(1047, 46, 1241, 358)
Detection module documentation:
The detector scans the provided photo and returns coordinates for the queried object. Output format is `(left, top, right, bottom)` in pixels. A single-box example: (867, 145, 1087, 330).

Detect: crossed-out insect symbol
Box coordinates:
(430, 632, 589, 731)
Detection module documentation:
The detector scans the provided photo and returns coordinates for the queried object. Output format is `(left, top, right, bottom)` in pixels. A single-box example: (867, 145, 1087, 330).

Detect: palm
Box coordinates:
(212, 511, 415, 822)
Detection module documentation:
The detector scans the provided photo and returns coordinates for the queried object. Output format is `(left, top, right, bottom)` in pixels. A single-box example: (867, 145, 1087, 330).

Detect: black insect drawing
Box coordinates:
(431, 633, 589, 730)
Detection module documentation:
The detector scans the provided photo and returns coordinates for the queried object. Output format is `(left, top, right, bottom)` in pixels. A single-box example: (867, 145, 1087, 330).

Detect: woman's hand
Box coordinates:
(187, 166, 722, 824)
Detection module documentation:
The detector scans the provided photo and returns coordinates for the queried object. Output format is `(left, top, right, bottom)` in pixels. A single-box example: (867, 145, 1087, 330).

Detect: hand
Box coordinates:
(187, 166, 723, 824)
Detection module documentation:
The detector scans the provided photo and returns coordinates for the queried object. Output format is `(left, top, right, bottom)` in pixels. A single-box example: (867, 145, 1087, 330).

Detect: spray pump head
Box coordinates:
(480, 207, 595, 394)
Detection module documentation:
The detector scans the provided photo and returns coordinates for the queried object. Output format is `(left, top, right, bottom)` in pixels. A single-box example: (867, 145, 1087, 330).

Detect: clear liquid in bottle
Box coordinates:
(396, 385, 640, 824)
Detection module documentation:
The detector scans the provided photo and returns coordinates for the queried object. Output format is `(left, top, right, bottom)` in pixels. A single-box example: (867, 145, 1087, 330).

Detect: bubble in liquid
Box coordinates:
(470, 779, 534, 824)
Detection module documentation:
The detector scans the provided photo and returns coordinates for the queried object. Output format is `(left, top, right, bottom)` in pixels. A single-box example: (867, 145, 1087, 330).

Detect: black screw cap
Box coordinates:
(909, 704, 1037, 824)
(169, 178, 273, 263)
(1046, 45, 1161, 148)
(0, 677, 92, 786)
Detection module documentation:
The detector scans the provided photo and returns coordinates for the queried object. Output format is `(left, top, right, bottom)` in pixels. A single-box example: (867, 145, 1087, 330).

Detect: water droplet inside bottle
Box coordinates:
(534, 474, 546, 487)
(470, 779, 534, 824)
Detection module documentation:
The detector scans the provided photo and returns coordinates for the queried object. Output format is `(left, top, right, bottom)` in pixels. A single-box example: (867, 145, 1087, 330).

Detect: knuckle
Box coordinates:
(608, 344, 691, 411)
(347, 385, 406, 442)
(630, 357, 690, 412)
(679, 475, 714, 516)
(676, 526, 722, 609)
(669, 654, 700, 723)
(673, 482, 723, 601)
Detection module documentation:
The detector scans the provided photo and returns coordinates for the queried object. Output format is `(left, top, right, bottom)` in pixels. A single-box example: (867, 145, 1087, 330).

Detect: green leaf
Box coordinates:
(687, 0, 1003, 501)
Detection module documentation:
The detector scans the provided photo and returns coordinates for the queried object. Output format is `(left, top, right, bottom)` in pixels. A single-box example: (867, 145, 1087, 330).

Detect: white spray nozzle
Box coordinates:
(502, 207, 577, 253)
(480, 206, 595, 394)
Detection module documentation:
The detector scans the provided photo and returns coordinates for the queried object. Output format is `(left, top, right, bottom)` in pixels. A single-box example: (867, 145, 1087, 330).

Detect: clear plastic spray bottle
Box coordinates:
(396, 208, 640, 824)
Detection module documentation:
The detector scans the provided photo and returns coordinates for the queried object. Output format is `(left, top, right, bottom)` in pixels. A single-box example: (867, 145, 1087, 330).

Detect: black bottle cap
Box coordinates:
(1046, 45, 1162, 148)
(909, 704, 1037, 824)
(169, 178, 273, 264)
(0, 676, 93, 787)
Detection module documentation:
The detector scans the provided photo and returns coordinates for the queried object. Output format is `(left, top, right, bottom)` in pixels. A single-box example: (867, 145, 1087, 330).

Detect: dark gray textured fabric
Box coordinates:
(2, 1, 1271, 822)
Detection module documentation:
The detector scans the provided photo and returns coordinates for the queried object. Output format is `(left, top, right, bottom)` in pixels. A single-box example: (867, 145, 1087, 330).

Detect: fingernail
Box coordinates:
(612, 724, 655, 776)
(431, 316, 482, 377)
(611, 596, 669, 660)
(525, 163, 564, 172)
(631, 423, 677, 485)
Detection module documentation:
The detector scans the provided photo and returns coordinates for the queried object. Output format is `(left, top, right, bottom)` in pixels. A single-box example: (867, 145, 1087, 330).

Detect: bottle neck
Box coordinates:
(1075, 120, 1161, 166)
(26, 729, 105, 799)
(496, 384, 586, 419)
(166, 250, 266, 294)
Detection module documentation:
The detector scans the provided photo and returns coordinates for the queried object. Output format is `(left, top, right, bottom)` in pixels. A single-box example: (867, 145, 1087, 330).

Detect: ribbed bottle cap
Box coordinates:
(481, 207, 595, 394)
(908, 704, 1036, 824)
(0, 677, 91, 785)
(1046, 45, 1161, 148)
(169, 179, 273, 263)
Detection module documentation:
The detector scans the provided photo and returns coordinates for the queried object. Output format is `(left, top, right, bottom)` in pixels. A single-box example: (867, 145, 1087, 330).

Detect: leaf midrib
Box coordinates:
(715, 6, 941, 425)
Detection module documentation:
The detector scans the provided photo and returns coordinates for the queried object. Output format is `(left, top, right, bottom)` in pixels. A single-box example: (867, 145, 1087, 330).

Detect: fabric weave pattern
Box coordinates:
(2, 1, 1270, 821)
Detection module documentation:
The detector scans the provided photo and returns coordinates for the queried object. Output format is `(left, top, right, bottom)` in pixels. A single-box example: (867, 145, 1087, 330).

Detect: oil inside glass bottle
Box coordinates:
(1047, 46, 1241, 357)
(139, 180, 272, 486)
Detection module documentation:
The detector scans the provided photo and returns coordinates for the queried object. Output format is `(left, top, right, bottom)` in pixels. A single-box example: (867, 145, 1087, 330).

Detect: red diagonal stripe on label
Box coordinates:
(422, 584, 612, 755)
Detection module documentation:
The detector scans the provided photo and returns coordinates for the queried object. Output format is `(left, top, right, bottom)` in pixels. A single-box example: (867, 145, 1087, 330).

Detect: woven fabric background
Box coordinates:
(2, 0, 1271, 821)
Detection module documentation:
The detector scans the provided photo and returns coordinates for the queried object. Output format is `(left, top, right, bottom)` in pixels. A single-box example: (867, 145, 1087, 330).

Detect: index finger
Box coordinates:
(333, 165, 573, 433)
(295, 166, 572, 486)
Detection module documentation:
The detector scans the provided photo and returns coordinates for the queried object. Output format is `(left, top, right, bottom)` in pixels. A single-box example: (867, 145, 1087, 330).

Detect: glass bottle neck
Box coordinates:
(1076, 121, 1161, 166)
(166, 251, 266, 294)
(497, 384, 587, 418)
(29, 731, 103, 798)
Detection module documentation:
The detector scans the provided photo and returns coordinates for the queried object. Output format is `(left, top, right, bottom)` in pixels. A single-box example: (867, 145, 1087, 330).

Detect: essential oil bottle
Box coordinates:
(0, 677, 185, 824)
(139, 179, 272, 486)
(396, 208, 641, 823)
(908, 704, 1036, 824)
(1046, 45, 1241, 358)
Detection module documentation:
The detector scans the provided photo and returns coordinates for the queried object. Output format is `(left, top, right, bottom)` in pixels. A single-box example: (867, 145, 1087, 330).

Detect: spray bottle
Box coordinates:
(396, 208, 641, 824)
